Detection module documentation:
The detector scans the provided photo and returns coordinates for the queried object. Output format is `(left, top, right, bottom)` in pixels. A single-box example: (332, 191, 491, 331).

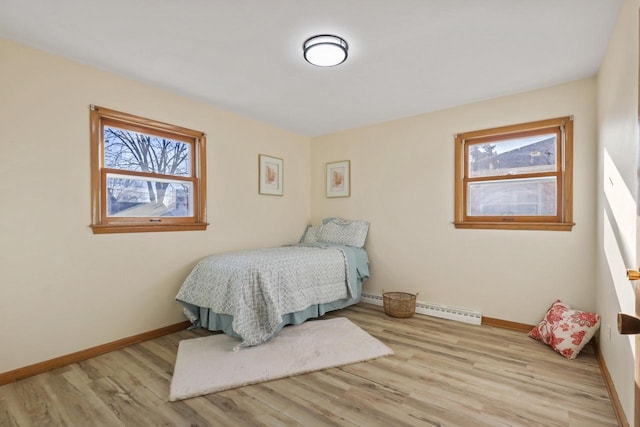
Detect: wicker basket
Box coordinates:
(382, 291, 418, 318)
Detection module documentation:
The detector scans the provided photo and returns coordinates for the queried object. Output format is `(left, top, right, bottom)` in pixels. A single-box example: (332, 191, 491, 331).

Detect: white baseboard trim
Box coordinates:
(361, 293, 482, 325)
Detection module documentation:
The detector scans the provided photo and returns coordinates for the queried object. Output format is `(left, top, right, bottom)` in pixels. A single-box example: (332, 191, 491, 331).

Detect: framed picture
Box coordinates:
(326, 160, 350, 198)
(259, 154, 283, 196)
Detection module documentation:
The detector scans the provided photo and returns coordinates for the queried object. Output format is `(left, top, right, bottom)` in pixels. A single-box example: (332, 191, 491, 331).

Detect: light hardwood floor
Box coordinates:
(0, 303, 618, 426)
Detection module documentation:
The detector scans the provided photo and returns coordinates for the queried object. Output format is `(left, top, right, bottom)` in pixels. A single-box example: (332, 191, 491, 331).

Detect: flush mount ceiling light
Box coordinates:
(303, 34, 348, 67)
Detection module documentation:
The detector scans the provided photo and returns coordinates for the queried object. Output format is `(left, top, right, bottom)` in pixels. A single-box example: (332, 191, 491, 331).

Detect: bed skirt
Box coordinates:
(189, 279, 364, 338)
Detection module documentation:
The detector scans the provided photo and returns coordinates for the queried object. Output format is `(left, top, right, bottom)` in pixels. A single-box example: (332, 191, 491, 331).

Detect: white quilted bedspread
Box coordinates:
(175, 245, 351, 347)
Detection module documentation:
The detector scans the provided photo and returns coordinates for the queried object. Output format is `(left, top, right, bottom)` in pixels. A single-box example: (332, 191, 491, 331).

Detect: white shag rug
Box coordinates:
(169, 317, 394, 401)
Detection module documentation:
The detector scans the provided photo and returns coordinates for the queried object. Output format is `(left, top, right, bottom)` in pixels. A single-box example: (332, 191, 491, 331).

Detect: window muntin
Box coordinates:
(90, 106, 207, 233)
(454, 116, 573, 231)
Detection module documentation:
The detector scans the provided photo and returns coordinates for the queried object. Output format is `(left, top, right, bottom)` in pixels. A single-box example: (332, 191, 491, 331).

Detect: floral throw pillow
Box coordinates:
(528, 300, 600, 360)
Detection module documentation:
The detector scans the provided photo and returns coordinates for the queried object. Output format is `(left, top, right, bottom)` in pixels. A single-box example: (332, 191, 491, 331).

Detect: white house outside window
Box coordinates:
(454, 116, 574, 231)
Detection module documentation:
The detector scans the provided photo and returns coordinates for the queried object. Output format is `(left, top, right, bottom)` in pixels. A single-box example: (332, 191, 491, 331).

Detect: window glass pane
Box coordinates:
(467, 177, 557, 216)
(106, 174, 193, 217)
(104, 126, 191, 177)
(468, 133, 556, 178)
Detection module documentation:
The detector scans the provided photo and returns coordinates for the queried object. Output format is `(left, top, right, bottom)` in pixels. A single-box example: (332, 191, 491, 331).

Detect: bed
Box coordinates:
(175, 218, 370, 348)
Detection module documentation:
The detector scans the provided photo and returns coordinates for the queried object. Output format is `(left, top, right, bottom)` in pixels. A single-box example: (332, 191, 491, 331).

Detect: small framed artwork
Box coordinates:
(326, 160, 350, 198)
(259, 154, 283, 196)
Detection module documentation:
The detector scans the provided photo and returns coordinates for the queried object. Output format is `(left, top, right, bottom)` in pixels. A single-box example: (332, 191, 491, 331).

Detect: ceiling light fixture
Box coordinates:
(303, 34, 348, 67)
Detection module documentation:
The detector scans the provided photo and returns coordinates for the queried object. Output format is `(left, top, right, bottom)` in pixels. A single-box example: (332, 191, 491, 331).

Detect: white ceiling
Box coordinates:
(0, 0, 622, 136)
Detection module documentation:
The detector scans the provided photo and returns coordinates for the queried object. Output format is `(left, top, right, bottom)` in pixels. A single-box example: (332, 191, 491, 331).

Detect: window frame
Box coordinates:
(90, 105, 208, 234)
(454, 116, 574, 231)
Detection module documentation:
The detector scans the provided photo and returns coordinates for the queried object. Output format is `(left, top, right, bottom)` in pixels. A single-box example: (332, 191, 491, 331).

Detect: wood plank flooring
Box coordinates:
(0, 303, 618, 426)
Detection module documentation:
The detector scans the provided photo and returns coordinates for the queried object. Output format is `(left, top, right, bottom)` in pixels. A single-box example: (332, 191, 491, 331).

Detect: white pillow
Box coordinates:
(299, 225, 321, 243)
(318, 218, 369, 248)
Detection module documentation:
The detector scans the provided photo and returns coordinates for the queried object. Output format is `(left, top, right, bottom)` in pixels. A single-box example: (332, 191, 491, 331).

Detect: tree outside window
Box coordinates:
(90, 106, 207, 234)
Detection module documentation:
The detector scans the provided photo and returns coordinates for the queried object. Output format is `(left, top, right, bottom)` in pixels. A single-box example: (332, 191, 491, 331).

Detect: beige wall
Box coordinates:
(311, 78, 597, 325)
(596, 0, 640, 422)
(0, 39, 311, 373)
(2, 8, 636, 420)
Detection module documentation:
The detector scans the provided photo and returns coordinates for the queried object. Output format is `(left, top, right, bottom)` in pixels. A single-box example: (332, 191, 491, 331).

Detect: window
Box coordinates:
(454, 116, 574, 231)
(90, 105, 207, 234)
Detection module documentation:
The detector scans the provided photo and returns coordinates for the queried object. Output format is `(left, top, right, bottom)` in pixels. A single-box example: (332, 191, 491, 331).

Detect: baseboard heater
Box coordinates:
(360, 293, 482, 325)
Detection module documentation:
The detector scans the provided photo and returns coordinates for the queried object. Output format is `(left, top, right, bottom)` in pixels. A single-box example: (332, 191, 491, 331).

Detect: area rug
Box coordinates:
(169, 317, 394, 401)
